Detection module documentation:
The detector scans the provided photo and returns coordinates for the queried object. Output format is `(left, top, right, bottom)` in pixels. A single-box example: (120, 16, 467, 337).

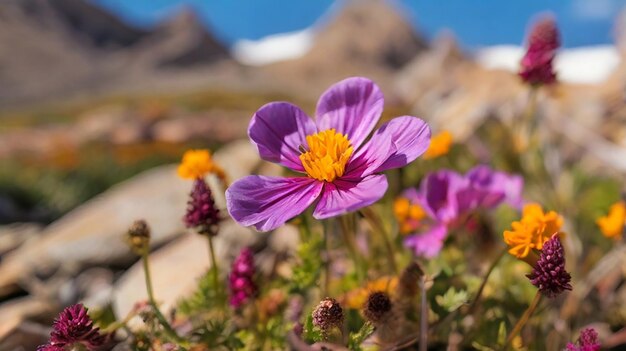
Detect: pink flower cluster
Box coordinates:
(229, 248, 257, 308)
(38, 304, 106, 351)
(566, 328, 601, 351)
(519, 16, 560, 86)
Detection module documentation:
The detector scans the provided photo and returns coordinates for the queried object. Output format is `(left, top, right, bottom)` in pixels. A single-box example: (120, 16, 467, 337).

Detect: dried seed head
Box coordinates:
(312, 297, 344, 333)
(127, 219, 151, 255)
(363, 291, 393, 324)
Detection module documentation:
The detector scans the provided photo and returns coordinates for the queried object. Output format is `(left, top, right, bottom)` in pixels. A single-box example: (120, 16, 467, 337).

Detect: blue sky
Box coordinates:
(91, 0, 626, 48)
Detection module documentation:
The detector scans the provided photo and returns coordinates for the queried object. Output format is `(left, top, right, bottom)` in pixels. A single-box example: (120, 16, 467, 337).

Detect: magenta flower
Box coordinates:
(566, 328, 601, 351)
(229, 248, 257, 308)
(226, 77, 431, 231)
(519, 15, 560, 86)
(403, 166, 523, 258)
(38, 304, 106, 351)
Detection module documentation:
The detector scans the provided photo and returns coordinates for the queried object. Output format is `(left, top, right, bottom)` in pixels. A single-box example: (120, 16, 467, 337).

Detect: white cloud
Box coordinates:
(475, 45, 621, 84)
(231, 29, 315, 66)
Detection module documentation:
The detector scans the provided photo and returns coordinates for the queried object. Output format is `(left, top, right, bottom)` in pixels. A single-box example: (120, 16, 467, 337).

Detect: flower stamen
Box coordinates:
(299, 129, 353, 182)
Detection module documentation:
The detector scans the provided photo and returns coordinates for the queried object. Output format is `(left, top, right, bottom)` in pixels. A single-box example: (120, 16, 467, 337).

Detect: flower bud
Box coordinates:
(127, 219, 151, 255)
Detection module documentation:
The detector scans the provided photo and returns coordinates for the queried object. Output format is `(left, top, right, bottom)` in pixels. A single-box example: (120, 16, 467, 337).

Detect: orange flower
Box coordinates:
(342, 277, 398, 309)
(424, 131, 453, 160)
(393, 196, 427, 234)
(596, 201, 626, 240)
(503, 203, 563, 258)
(177, 149, 227, 183)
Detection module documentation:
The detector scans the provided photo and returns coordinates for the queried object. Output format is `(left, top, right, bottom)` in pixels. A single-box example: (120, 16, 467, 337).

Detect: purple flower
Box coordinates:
(566, 328, 601, 351)
(229, 248, 257, 308)
(38, 304, 105, 351)
(465, 165, 524, 210)
(226, 77, 431, 231)
(519, 15, 560, 86)
(527, 234, 572, 298)
(403, 166, 523, 258)
(184, 178, 221, 236)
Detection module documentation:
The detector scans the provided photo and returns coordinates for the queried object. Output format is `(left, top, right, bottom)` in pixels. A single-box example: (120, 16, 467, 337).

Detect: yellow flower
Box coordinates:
(393, 196, 427, 234)
(424, 131, 453, 160)
(503, 203, 563, 258)
(342, 277, 398, 309)
(177, 149, 226, 182)
(596, 201, 626, 240)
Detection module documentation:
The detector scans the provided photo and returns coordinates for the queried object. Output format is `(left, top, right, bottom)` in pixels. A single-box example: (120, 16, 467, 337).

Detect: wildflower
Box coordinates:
(38, 304, 106, 351)
(126, 219, 150, 255)
(177, 149, 226, 181)
(596, 201, 626, 240)
(394, 189, 427, 234)
(226, 77, 431, 231)
(312, 297, 344, 334)
(363, 291, 393, 324)
(566, 328, 601, 351)
(404, 166, 523, 258)
(184, 178, 221, 236)
(423, 130, 453, 159)
(519, 15, 560, 86)
(527, 234, 572, 298)
(504, 203, 563, 258)
(343, 276, 398, 309)
(229, 248, 257, 308)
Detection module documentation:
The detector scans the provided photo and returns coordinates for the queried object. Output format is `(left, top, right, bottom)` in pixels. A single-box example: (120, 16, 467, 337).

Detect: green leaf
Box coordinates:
(302, 314, 322, 343)
(347, 322, 375, 351)
(435, 287, 469, 312)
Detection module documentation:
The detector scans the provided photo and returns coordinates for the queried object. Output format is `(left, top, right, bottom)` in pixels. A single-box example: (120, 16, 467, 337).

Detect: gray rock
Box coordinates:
(0, 139, 266, 298)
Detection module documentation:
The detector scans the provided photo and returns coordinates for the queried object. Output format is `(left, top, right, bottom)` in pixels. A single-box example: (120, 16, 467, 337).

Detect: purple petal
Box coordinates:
(315, 77, 384, 149)
(466, 165, 524, 210)
(313, 174, 388, 219)
(418, 170, 467, 223)
(349, 117, 430, 177)
(249, 102, 317, 172)
(404, 224, 447, 258)
(226, 176, 323, 232)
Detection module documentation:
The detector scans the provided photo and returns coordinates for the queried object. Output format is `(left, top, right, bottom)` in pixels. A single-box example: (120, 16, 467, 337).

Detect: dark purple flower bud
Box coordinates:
(519, 16, 560, 86)
(312, 297, 344, 334)
(229, 248, 257, 308)
(38, 304, 106, 351)
(184, 178, 220, 236)
(566, 327, 601, 351)
(363, 291, 393, 324)
(526, 234, 572, 298)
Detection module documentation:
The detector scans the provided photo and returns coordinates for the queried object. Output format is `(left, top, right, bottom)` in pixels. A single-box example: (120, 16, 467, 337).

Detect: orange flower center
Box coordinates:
(299, 129, 353, 182)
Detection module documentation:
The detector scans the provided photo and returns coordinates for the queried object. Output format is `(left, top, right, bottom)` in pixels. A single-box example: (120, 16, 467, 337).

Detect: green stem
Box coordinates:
(503, 291, 542, 350)
(360, 207, 398, 274)
(468, 248, 507, 313)
(323, 220, 331, 296)
(419, 275, 428, 351)
(207, 235, 221, 297)
(141, 252, 186, 345)
(339, 215, 365, 283)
